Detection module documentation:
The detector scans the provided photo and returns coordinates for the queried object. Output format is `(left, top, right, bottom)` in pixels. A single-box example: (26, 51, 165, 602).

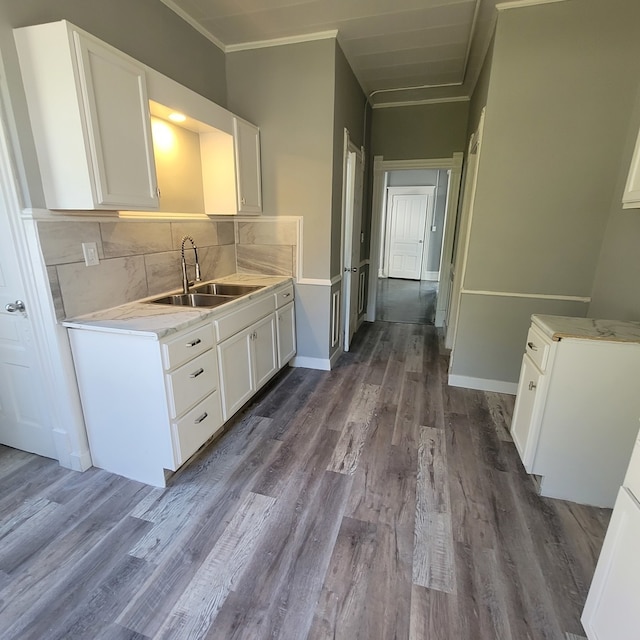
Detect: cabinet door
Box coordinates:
(233, 118, 262, 214)
(74, 30, 158, 209)
(582, 487, 640, 640)
(510, 355, 542, 471)
(217, 329, 253, 420)
(252, 314, 278, 390)
(276, 301, 296, 368)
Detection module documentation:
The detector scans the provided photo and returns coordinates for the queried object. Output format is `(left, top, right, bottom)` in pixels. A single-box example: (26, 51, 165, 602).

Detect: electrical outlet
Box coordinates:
(82, 242, 99, 266)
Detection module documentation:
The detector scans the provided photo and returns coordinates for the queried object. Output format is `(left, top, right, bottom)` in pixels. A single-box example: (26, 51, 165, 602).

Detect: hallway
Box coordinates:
(0, 321, 607, 639)
(376, 277, 438, 324)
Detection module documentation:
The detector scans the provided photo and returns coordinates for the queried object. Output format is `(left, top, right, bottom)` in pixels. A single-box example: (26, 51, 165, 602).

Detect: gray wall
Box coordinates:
(450, 0, 640, 385)
(589, 83, 640, 320)
(372, 101, 469, 160)
(0, 0, 227, 209)
(226, 39, 335, 281)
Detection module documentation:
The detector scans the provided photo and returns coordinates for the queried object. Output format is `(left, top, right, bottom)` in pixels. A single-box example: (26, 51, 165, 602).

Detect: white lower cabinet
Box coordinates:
(581, 487, 640, 640)
(276, 301, 296, 368)
(68, 280, 296, 486)
(217, 309, 277, 420)
(68, 320, 223, 487)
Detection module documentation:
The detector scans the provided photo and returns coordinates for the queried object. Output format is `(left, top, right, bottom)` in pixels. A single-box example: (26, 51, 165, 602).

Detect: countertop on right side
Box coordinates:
(532, 314, 640, 344)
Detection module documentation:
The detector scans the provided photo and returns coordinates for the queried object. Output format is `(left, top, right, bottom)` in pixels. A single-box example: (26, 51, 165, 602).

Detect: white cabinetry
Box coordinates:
(234, 118, 262, 214)
(623, 126, 640, 209)
(277, 302, 297, 368)
(582, 433, 640, 639)
(15, 20, 158, 210)
(511, 315, 640, 507)
(68, 321, 223, 486)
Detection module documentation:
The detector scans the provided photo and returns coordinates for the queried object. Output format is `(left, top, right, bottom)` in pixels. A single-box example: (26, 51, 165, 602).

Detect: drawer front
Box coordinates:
(162, 323, 214, 371)
(275, 284, 294, 309)
(525, 325, 550, 371)
(215, 295, 275, 343)
(166, 349, 218, 419)
(624, 430, 640, 498)
(171, 389, 224, 467)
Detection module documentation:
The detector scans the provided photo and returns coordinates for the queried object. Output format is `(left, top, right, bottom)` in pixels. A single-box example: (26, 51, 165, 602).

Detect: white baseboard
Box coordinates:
(70, 449, 94, 472)
(422, 271, 440, 281)
(291, 355, 332, 371)
(329, 346, 343, 368)
(448, 374, 518, 395)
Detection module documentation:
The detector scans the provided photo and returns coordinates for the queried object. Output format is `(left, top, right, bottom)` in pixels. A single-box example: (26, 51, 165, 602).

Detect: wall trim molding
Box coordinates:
(329, 346, 343, 369)
(423, 271, 440, 281)
(372, 96, 470, 109)
(297, 278, 333, 286)
(159, 0, 227, 51)
(377, 158, 458, 171)
(497, 0, 568, 11)
(448, 374, 518, 395)
(290, 355, 332, 371)
(461, 289, 591, 303)
(226, 30, 338, 53)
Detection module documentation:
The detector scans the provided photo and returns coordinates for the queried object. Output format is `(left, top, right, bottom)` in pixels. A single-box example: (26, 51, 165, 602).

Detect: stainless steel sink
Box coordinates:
(192, 283, 264, 296)
(148, 293, 234, 308)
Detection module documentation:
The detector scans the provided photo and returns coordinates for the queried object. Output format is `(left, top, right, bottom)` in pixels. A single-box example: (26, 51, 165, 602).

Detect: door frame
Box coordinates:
(367, 154, 464, 325)
(381, 186, 435, 280)
(0, 63, 91, 470)
(340, 128, 364, 352)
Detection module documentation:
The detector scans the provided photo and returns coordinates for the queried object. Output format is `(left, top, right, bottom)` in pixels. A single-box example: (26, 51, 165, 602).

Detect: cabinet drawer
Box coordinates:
(215, 295, 275, 343)
(525, 325, 550, 371)
(275, 284, 294, 309)
(166, 349, 218, 419)
(162, 323, 214, 371)
(171, 389, 224, 467)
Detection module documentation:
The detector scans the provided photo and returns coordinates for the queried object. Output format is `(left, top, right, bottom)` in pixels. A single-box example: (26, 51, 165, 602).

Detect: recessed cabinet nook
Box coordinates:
(66, 281, 296, 487)
(14, 20, 262, 215)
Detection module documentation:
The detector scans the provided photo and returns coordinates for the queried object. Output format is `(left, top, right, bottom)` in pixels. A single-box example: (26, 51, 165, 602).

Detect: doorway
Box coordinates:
(376, 170, 448, 325)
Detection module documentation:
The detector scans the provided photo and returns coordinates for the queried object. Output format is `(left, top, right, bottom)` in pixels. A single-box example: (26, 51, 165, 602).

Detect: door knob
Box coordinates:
(344, 267, 357, 272)
(5, 300, 25, 313)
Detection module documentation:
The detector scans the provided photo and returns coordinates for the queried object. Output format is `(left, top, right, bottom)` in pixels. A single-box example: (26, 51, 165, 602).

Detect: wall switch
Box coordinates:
(82, 242, 100, 266)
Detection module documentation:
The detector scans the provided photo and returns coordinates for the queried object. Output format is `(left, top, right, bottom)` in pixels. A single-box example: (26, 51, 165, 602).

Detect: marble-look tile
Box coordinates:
(57, 256, 148, 318)
(37, 221, 103, 266)
(100, 222, 173, 258)
(46, 266, 65, 320)
(217, 221, 235, 245)
(170, 221, 219, 249)
(200, 244, 237, 280)
(533, 314, 640, 344)
(238, 220, 298, 245)
(237, 245, 294, 277)
(144, 251, 183, 296)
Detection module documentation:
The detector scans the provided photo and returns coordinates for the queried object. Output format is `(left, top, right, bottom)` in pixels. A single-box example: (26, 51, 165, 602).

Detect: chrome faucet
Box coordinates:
(180, 235, 201, 294)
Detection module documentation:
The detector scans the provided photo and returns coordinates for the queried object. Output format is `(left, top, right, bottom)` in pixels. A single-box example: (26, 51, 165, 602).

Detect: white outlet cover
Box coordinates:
(82, 242, 99, 266)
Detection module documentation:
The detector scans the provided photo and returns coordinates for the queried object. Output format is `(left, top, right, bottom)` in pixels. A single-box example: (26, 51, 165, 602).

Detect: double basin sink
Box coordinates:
(149, 283, 264, 309)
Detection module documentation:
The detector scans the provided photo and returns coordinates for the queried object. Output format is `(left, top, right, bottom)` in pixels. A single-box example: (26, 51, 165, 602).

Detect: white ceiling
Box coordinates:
(160, 0, 514, 107)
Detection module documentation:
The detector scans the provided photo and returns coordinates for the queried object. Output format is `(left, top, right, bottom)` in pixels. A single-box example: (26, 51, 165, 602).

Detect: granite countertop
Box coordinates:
(532, 314, 640, 344)
(62, 274, 292, 339)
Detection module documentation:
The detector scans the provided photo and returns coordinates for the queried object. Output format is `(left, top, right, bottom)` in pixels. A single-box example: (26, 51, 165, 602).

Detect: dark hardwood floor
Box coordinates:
(0, 321, 609, 639)
(376, 278, 438, 324)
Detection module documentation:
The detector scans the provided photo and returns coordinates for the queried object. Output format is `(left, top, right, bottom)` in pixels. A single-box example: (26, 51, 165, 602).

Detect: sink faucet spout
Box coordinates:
(180, 235, 201, 294)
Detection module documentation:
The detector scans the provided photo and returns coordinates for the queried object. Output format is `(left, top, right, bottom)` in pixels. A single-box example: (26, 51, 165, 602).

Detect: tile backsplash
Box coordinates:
(38, 217, 299, 319)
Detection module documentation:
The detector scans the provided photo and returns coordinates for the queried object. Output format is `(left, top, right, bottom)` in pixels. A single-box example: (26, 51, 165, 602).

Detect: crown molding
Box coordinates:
(226, 30, 339, 53)
(497, 0, 568, 11)
(372, 95, 470, 109)
(159, 0, 226, 51)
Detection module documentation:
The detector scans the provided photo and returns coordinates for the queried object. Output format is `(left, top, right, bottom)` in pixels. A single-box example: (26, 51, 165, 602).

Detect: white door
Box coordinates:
(0, 203, 56, 458)
(342, 142, 364, 352)
(387, 193, 429, 280)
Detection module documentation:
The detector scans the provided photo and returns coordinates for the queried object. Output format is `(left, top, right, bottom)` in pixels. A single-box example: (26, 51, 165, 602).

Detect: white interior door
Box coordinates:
(0, 204, 56, 458)
(387, 192, 429, 279)
(342, 139, 364, 352)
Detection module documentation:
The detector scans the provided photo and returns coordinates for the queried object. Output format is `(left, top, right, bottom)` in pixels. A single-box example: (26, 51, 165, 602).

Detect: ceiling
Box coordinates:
(160, 0, 511, 107)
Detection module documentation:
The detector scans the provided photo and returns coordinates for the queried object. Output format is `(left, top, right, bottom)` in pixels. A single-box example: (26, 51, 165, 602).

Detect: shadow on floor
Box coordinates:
(376, 277, 438, 324)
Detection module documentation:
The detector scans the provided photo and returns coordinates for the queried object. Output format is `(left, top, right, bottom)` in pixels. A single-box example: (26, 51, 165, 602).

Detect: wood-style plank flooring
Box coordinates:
(0, 321, 609, 639)
(376, 278, 438, 324)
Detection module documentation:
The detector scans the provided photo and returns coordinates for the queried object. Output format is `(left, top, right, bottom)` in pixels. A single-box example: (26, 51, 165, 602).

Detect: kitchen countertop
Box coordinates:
(62, 274, 292, 339)
(532, 314, 640, 344)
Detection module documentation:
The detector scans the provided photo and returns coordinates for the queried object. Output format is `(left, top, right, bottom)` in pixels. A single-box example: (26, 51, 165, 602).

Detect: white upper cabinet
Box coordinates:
(234, 118, 262, 214)
(623, 126, 640, 209)
(15, 20, 159, 210)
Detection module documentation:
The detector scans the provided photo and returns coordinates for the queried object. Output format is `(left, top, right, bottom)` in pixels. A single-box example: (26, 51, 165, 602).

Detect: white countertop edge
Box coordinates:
(532, 314, 640, 344)
(62, 275, 293, 339)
